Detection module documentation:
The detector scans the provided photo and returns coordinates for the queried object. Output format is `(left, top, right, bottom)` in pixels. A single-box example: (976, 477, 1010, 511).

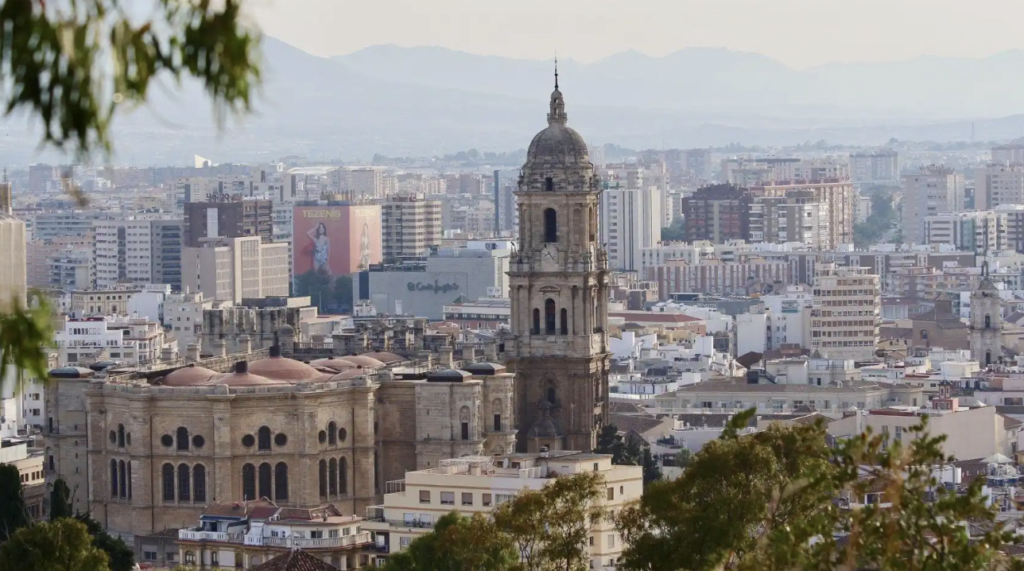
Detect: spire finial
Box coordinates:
(554, 53, 559, 90)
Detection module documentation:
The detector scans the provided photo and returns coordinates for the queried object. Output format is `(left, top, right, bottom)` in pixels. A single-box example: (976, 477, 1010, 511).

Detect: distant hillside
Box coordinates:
(3, 39, 1024, 165)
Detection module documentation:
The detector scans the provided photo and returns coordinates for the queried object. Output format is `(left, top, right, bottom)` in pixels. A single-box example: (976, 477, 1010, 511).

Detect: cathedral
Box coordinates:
(970, 262, 1003, 366)
(509, 70, 611, 453)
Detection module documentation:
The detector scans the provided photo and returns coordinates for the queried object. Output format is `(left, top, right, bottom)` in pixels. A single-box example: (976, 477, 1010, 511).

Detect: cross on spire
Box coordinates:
(554, 54, 559, 90)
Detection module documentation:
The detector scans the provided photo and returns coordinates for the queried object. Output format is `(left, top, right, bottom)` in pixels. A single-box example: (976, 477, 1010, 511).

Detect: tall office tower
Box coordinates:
(0, 175, 26, 310)
(975, 163, 1024, 210)
(992, 143, 1024, 165)
(810, 263, 880, 362)
(181, 236, 290, 304)
(509, 80, 609, 453)
(381, 194, 443, 263)
(902, 166, 965, 246)
(183, 199, 273, 247)
(680, 184, 753, 243)
(598, 184, 662, 271)
(93, 219, 183, 289)
(850, 149, 900, 187)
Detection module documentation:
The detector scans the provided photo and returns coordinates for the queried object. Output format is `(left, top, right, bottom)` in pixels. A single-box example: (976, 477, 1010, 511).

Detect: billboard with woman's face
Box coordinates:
(293, 205, 381, 279)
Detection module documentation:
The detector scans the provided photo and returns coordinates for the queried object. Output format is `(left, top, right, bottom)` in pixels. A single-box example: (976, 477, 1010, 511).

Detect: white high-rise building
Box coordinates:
(924, 211, 1006, 256)
(850, 149, 900, 187)
(599, 184, 662, 271)
(0, 178, 26, 311)
(810, 264, 881, 362)
(901, 166, 965, 246)
(975, 163, 1024, 210)
(181, 236, 290, 304)
(92, 219, 183, 289)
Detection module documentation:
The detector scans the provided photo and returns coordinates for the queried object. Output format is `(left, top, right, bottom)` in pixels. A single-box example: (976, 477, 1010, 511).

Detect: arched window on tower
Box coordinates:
(560, 308, 568, 335)
(176, 427, 189, 451)
(327, 421, 337, 446)
(328, 458, 338, 496)
(985, 314, 992, 329)
(178, 464, 190, 502)
(532, 309, 540, 335)
(258, 463, 272, 499)
(547, 387, 556, 405)
(194, 465, 206, 503)
(589, 206, 597, 242)
(242, 464, 255, 501)
(117, 424, 125, 448)
(545, 177, 554, 192)
(118, 460, 127, 498)
(275, 463, 289, 501)
(257, 426, 271, 451)
(110, 460, 118, 498)
(162, 463, 175, 502)
(339, 457, 348, 495)
(318, 459, 328, 497)
(545, 299, 556, 334)
(544, 208, 557, 243)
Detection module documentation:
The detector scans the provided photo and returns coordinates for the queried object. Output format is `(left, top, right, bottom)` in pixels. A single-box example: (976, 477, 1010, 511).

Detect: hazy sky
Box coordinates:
(247, 0, 1024, 68)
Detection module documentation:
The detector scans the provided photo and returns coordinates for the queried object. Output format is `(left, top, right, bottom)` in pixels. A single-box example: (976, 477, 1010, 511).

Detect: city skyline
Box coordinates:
(250, 0, 1024, 68)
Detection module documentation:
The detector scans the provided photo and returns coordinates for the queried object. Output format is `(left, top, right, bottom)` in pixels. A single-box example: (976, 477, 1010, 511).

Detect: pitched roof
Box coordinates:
(250, 549, 338, 571)
(608, 413, 669, 438)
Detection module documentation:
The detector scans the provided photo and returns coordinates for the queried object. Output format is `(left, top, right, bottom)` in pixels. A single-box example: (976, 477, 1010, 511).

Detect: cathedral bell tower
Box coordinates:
(970, 262, 1002, 367)
(509, 67, 610, 453)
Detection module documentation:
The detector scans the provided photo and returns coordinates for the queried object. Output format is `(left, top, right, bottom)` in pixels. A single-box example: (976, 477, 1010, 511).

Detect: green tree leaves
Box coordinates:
(0, 464, 29, 541)
(0, 518, 110, 571)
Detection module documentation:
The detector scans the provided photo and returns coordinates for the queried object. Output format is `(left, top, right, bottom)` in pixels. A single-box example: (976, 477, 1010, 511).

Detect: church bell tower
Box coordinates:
(509, 67, 610, 453)
(970, 262, 1002, 367)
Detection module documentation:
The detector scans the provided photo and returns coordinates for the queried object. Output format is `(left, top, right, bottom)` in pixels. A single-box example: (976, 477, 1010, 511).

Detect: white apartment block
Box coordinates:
(181, 236, 290, 304)
(810, 263, 880, 362)
(163, 290, 214, 351)
(364, 453, 642, 570)
(92, 219, 182, 289)
(901, 166, 965, 246)
(975, 163, 1024, 210)
(55, 315, 175, 366)
(762, 284, 814, 350)
(599, 185, 662, 271)
(849, 149, 900, 187)
(924, 211, 1006, 256)
(992, 144, 1024, 166)
(382, 195, 443, 262)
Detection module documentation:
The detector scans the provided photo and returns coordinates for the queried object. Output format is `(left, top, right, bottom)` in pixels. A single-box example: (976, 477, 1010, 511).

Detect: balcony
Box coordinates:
(248, 532, 372, 549)
(178, 530, 242, 542)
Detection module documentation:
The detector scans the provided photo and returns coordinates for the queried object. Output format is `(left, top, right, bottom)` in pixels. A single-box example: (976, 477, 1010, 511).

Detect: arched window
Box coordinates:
(194, 465, 206, 503)
(257, 426, 271, 451)
(545, 177, 554, 192)
(117, 424, 125, 448)
(178, 464, 191, 501)
(986, 351, 993, 366)
(560, 308, 568, 335)
(275, 463, 289, 501)
(242, 464, 256, 501)
(339, 457, 348, 495)
(110, 460, 118, 498)
(327, 421, 337, 446)
(985, 314, 992, 329)
(589, 206, 597, 242)
(532, 309, 540, 335)
(544, 208, 557, 243)
(184, 552, 196, 565)
(258, 463, 272, 499)
(127, 461, 132, 499)
(118, 460, 127, 499)
(318, 459, 327, 497)
(162, 463, 175, 501)
(492, 398, 503, 432)
(328, 458, 338, 496)
(545, 299, 556, 334)
(176, 427, 189, 451)
(547, 387, 556, 405)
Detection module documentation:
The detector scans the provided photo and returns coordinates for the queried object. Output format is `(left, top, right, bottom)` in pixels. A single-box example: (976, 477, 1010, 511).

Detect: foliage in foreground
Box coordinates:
(0, 518, 110, 571)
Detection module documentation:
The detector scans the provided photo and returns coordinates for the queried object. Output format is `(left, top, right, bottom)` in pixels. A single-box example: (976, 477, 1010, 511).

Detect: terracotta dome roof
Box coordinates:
(329, 369, 369, 381)
(343, 355, 384, 368)
(362, 351, 404, 364)
(248, 356, 321, 381)
(311, 358, 358, 372)
(208, 361, 289, 387)
(161, 365, 218, 387)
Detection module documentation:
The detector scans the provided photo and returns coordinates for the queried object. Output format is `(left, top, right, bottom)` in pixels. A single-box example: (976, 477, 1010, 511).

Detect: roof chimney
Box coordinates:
(269, 344, 282, 358)
(235, 360, 248, 374)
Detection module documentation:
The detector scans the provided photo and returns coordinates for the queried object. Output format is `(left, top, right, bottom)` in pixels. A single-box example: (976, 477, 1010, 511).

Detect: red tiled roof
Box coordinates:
(250, 549, 338, 571)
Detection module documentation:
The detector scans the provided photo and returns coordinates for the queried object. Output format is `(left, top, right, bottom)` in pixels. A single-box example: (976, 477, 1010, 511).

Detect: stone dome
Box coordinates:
(311, 358, 358, 372)
(328, 369, 369, 381)
(525, 88, 590, 168)
(344, 355, 385, 368)
(161, 364, 218, 387)
(248, 356, 321, 381)
(363, 351, 404, 365)
(208, 361, 288, 387)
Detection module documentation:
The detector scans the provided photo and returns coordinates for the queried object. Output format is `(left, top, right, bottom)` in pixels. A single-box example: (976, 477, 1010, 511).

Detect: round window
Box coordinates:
(318, 430, 327, 444)
(274, 433, 287, 447)
(192, 435, 205, 449)
(338, 428, 348, 443)
(109, 430, 116, 444)
(242, 434, 255, 447)
(160, 434, 173, 447)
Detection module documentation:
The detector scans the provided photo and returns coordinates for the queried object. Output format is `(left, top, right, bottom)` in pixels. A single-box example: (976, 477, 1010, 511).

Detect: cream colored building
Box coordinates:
(363, 452, 642, 569)
(810, 263, 880, 362)
(923, 211, 1006, 256)
(755, 180, 855, 249)
(0, 178, 27, 311)
(381, 195, 442, 263)
(975, 163, 1024, 210)
(902, 166, 965, 245)
(182, 236, 289, 304)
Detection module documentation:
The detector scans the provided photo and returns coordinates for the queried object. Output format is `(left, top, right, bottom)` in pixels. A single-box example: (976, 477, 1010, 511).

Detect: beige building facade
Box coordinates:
(810, 264, 881, 362)
(182, 236, 290, 304)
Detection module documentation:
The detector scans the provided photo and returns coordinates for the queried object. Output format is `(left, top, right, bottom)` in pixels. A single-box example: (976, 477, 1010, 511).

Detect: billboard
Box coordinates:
(293, 204, 382, 280)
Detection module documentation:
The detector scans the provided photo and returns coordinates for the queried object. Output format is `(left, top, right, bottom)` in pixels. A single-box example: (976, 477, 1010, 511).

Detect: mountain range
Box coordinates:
(6, 38, 1024, 165)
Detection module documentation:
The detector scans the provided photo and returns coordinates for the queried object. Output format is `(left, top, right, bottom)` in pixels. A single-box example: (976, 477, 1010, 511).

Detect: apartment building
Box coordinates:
(54, 315, 174, 366)
(381, 195, 443, 263)
(680, 184, 753, 244)
(93, 219, 183, 290)
(755, 179, 856, 249)
(749, 191, 829, 249)
(810, 263, 881, 362)
(0, 183, 26, 311)
(182, 236, 290, 304)
(902, 166, 965, 245)
(32, 210, 109, 240)
(849, 149, 900, 187)
(183, 199, 273, 247)
(363, 453, 642, 569)
(996, 204, 1024, 253)
(975, 163, 1024, 210)
(992, 143, 1024, 165)
(924, 211, 1006, 256)
(599, 182, 662, 271)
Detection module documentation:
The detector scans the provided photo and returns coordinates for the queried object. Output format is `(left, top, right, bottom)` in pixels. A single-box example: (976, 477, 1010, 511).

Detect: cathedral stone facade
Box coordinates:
(509, 77, 611, 453)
